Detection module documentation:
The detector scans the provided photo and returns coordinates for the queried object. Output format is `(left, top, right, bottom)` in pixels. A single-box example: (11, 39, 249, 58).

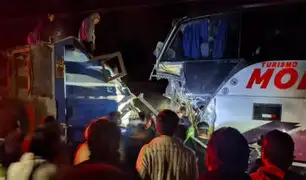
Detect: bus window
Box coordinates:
(160, 14, 240, 62)
(240, 4, 306, 60)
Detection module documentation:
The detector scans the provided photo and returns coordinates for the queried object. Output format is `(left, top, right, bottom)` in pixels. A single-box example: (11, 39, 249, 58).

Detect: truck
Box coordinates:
(150, 1, 306, 169)
(0, 36, 140, 143)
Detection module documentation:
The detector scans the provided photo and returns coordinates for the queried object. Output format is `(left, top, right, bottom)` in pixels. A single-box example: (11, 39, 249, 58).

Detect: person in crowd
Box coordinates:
(178, 106, 192, 129)
(77, 120, 121, 166)
(251, 130, 306, 180)
(141, 112, 156, 143)
(78, 12, 100, 53)
(27, 21, 41, 45)
(41, 115, 57, 126)
(62, 163, 134, 180)
(127, 112, 146, 128)
(23, 116, 58, 155)
(125, 112, 156, 170)
(1, 121, 24, 169)
(248, 135, 264, 174)
(41, 117, 70, 175)
(27, 13, 58, 45)
(174, 124, 187, 142)
(149, 113, 157, 133)
(2, 129, 24, 169)
(74, 119, 141, 179)
(108, 111, 122, 125)
(42, 13, 66, 43)
(185, 121, 210, 174)
(74, 117, 108, 165)
(6, 126, 59, 180)
(136, 109, 198, 180)
(199, 127, 251, 180)
(27, 17, 43, 45)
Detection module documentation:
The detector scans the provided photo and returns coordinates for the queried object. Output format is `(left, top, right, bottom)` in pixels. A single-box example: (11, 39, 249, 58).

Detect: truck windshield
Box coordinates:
(161, 3, 306, 62)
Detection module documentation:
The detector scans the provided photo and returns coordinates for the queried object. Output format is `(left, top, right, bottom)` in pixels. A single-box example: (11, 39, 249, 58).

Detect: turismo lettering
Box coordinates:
(261, 61, 298, 68)
(246, 62, 306, 90)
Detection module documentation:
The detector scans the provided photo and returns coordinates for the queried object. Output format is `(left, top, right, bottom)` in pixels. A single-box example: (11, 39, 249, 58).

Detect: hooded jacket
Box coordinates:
(6, 153, 57, 180)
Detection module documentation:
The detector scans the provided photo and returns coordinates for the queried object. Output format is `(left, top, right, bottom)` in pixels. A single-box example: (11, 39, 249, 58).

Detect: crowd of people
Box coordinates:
(0, 108, 305, 180)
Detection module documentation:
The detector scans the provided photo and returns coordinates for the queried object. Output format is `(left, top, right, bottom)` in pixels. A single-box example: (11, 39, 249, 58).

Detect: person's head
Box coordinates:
(42, 116, 61, 139)
(108, 112, 121, 125)
(43, 115, 56, 126)
(196, 121, 209, 139)
(91, 13, 100, 25)
(174, 124, 187, 142)
(138, 112, 146, 122)
(151, 113, 156, 121)
(206, 127, 249, 173)
(138, 111, 151, 124)
(48, 13, 55, 22)
(156, 109, 180, 136)
(178, 106, 187, 117)
(87, 120, 121, 162)
(84, 117, 108, 140)
(29, 126, 60, 161)
(261, 130, 295, 171)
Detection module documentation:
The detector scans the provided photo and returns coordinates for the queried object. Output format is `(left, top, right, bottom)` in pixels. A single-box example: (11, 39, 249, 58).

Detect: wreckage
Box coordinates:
(0, 36, 155, 143)
(150, 2, 306, 168)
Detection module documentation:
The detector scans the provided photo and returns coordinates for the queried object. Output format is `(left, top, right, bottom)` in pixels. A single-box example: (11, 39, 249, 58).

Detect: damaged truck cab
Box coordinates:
(150, 2, 306, 168)
(0, 36, 135, 142)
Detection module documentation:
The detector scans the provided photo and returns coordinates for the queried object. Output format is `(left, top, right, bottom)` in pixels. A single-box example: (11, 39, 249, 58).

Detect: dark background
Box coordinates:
(0, 0, 273, 93)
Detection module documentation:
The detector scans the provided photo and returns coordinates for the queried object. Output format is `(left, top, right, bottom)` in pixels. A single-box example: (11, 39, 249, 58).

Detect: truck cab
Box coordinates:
(150, 2, 306, 169)
(0, 36, 136, 143)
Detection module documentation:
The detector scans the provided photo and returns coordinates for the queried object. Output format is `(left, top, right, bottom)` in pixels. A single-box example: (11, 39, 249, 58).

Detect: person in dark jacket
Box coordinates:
(79, 119, 139, 179)
(174, 124, 187, 142)
(251, 130, 306, 180)
(79, 120, 121, 166)
(199, 127, 251, 180)
(125, 112, 155, 168)
(28, 13, 59, 45)
(185, 121, 209, 174)
(178, 106, 192, 129)
(108, 112, 122, 125)
(78, 13, 100, 53)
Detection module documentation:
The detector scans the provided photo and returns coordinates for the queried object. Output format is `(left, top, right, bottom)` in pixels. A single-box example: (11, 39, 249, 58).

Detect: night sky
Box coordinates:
(0, 0, 269, 85)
